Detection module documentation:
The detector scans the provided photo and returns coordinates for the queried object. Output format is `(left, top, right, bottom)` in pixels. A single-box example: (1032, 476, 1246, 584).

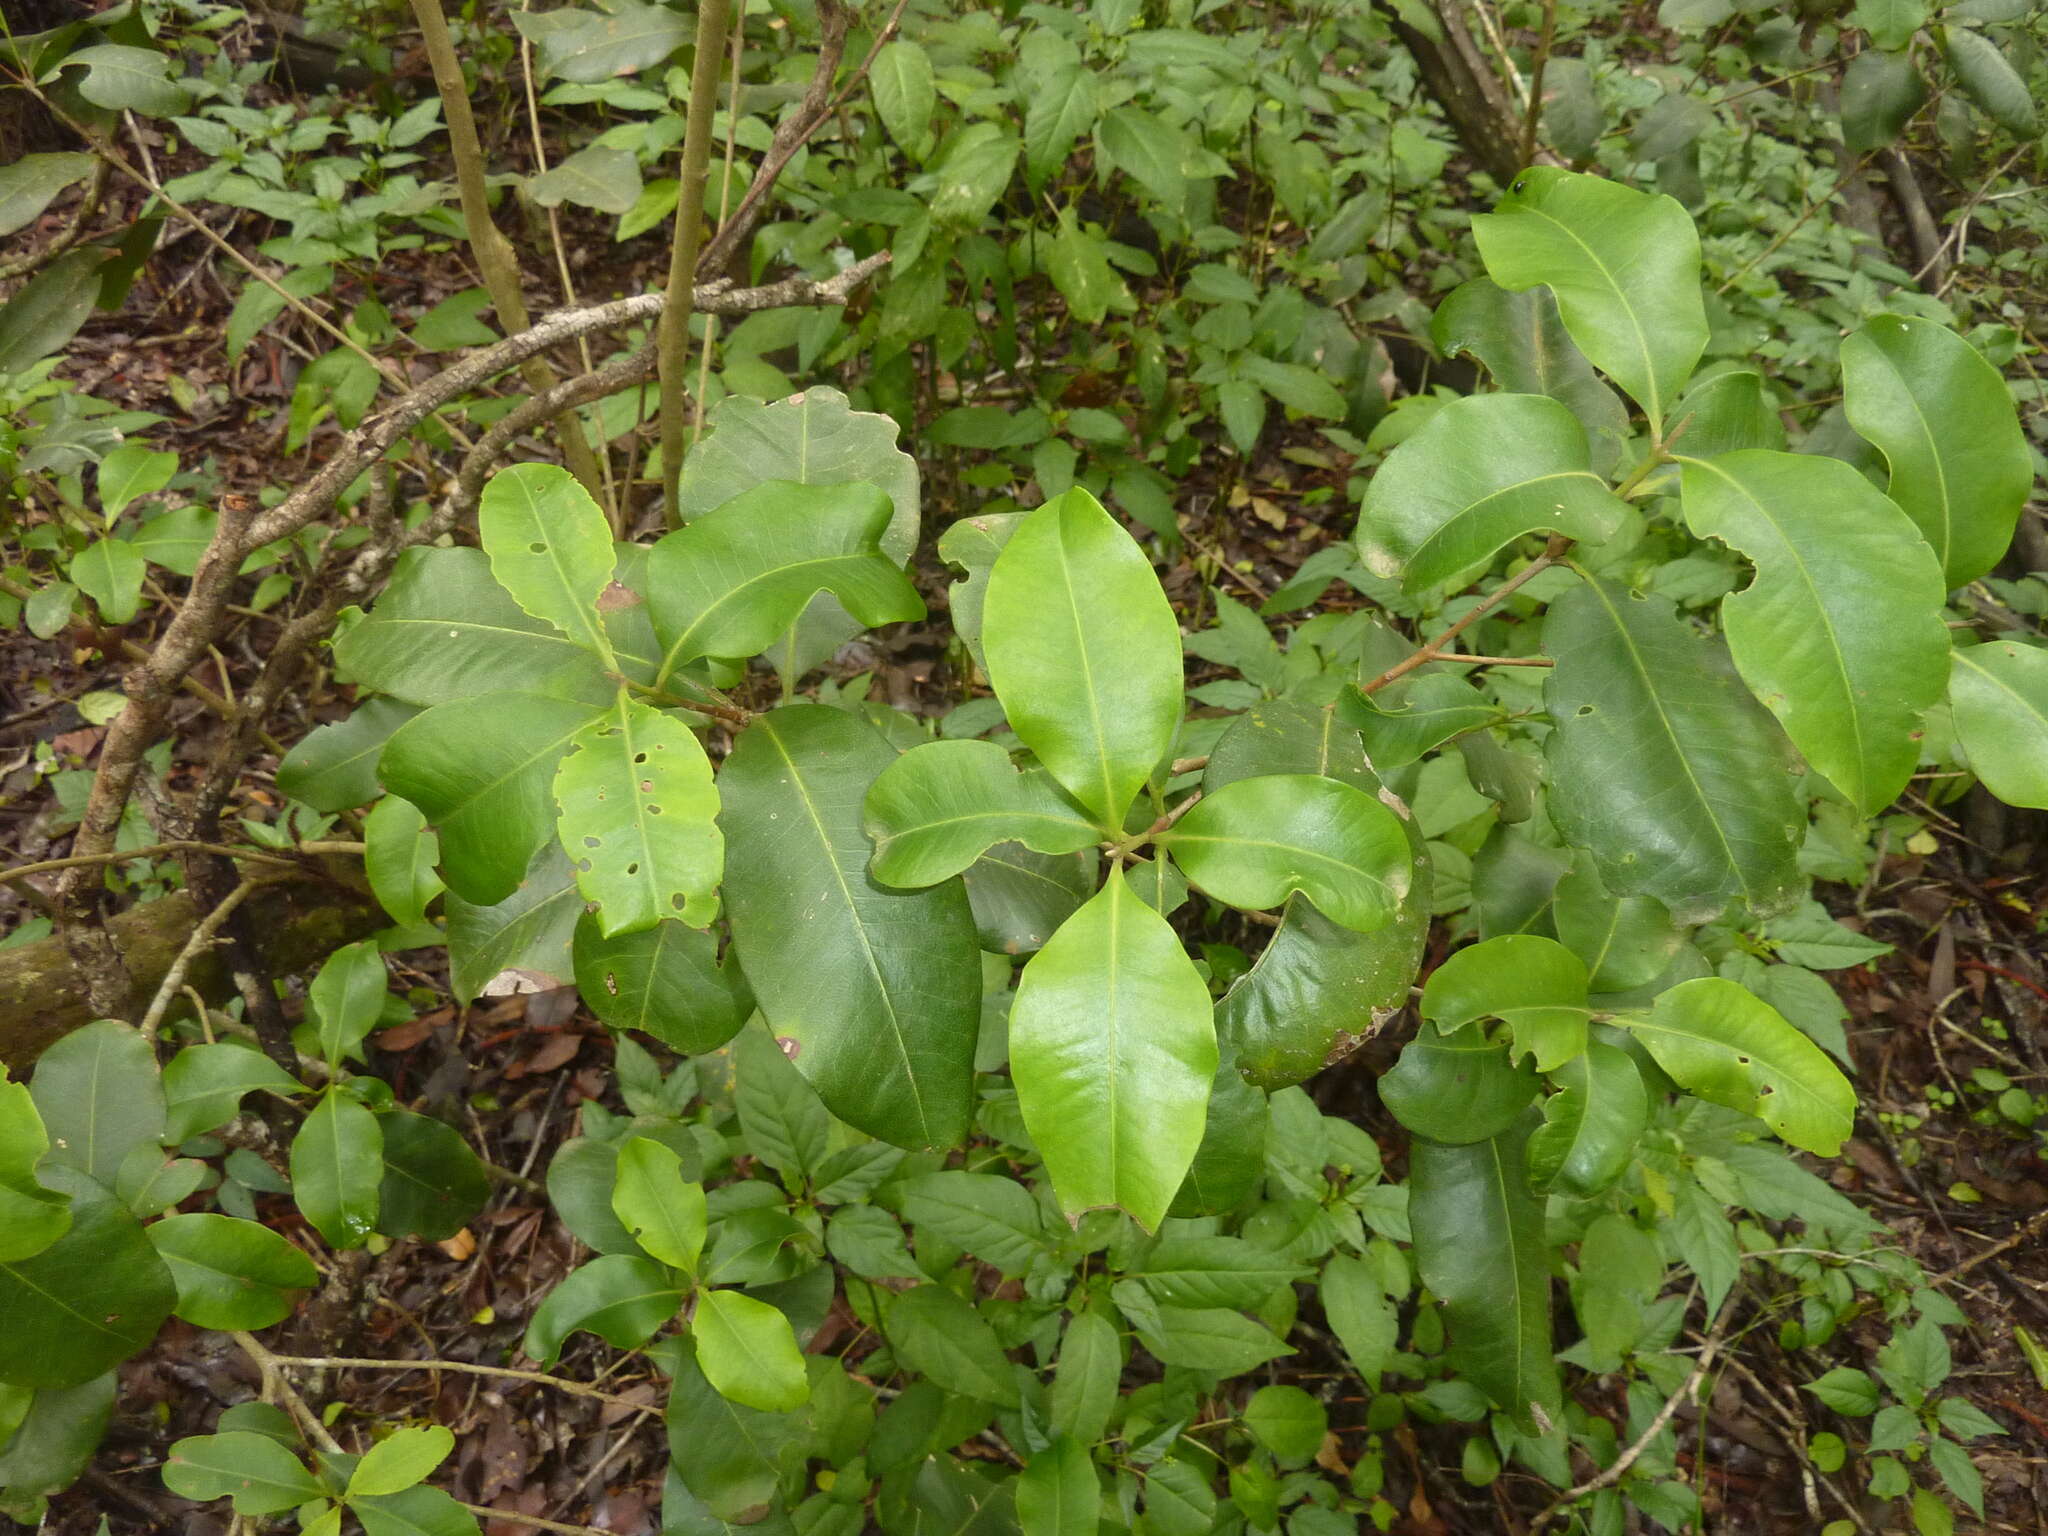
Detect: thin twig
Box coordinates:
(3, 839, 307, 885)
(138, 875, 272, 1041)
(258, 1353, 658, 1415)
(1519, 0, 1558, 168)
(1359, 536, 1570, 696)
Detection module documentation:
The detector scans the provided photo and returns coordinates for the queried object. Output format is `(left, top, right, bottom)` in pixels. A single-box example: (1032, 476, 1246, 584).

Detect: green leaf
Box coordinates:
(865, 739, 1102, 887)
(1624, 977, 1856, 1153)
(1841, 48, 1927, 153)
(162, 1431, 322, 1514)
(445, 844, 582, 1000)
(572, 913, 750, 1052)
(1805, 1366, 1880, 1416)
(28, 1018, 165, 1187)
(0, 1179, 176, 1388)
(353, 1483, 481, 1536)
(95, 446, 178, 521)
(478, 463, 617, 657)
(528, 143, 641, 214)
(1017, 1436, 1098, 1536)
(719, 706, 980, 1150)
(335, 547, 614, 708)
(610, 1136, 706, 1272)
(1023, 59, 1097, 191)
(1134, 1236, 1309, 1310)
(1237, 355, 1346, 419)
(1320, 1254, 1397, 1389)
(278, 698, 421, 814)
(731, 1023, 832, 1181)
(379, 692, 601, 906)
(1047, 207, 1131, 327)
(938, 510, 1026, 676)
(130, 504, 219, 577)
(928, 122, 1019, 225)
(870, 40, 935, 152)
(647, 480, 922, 678)
(1672, 369, 1785, 458)
(161, 1042, 300, 1144)
(147, 1213, 317, 1331)
(1378, 1019, 1538, 1144)
(0, 249, 105, 374)
(1543, 575, 1804, 923)
(522, 1254, 683, 1366)
(1244, 1385, 1326, 1466)
(1949, 641, 2048, 809)
(898, 1171, 1048, 1275)
(0, 1074, 70, 1263)
(1049, 1310, 1121, 1446)
(309, 939, 386, 1068)
(1423, 935, 1590, 1071)
(348, 1424, 454, 1499)
(553, 692, 721, 935)
(1526, 1040, 1649, 1197)
(1941, 24, 2037, 135)
(1159, 773, 1410, 932)
(1098, 106, 1186, 207)
(1678, 451, 1949, 815)
(1410, 1116, 1560, 1426)
(290, 1089, 383, 1250)
(1471, 167, 1707, 436)
(531, 0, 688, 81)
(1355, 394, 1629, 592)
(0, 1373, 115, 1505)
(365, 794, 443, 927)
(963, 843, 1097, 956)
(887, 1284, 1020, 1407)
(70, 538, 146, 624)
(1552, 861, 1684, 993)
(1854, 0, 1927, 50)
(375, 1110, 489, 1243)
(664, 1336, 803, 1523)
(1134, 1304, 1291, 1373)
(983, 488, 1183, 826)
(1840, 315, 2033, 587)
(693, 1289, 810, 1412)
(1009, 866, 1216, 1229)
(0, 152, 94, 239)
(61, 44, 193, 116)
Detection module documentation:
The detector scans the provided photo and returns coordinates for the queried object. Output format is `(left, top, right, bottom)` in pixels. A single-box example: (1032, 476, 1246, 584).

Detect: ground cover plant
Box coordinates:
(2, 1, 2046, 1534)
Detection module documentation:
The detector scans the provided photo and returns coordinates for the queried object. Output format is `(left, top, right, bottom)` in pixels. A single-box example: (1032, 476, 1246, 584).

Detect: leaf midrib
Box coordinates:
(1514, 203, 1664, 430)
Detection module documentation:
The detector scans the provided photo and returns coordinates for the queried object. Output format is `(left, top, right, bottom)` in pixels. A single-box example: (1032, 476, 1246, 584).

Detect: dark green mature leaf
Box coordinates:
(29, 1018, 164, 1187)
(0, 1373, 115, 1503)
(478, 463, 616, 656)
(1133, 1236, 1309, 1310)
(1840, 315, 2033, 587)
(1432, 277, 1630, 472)
(1024, 53, 1097, 191)
(870, 39, 935, 152)
(1553, 861, 1684, 993)
(0, 249, 106, 374)
(1841, 48, 1927, 153)
(376, 1110, 490, 1243)
(531, 0, 688, 81)
(1411, 1115, 1559, 1425)
(1356, 394, 1628, 592)
(572, 913, 751, 1052)
(962, 843, 1096, 956)
(0, 1178, 176, 1387)
(1423, 935, 1590, 1071)
(888, 1285, 1020, 1407)
(523, 1254, 683, 1366)
(664, 1335, 803, 1523)
(0, 1074, 70, 1262)
(1098, 106, 1186, 208)
(1941, 24, 2037, 134)
(1049, 1310, 1121, 1447)
(1855, 0, 1926, 50)
(865, 740, 1102, 887)
(646, 481, 923, 679)
(694, 1289, 809, 1412)
(1169, 1052, 1268, 1216)
(162, 1431, 322, 1514)
(1010, 866, 1216, 1230)
(983, 488, 1183, 825)
(1679, 451, 1949, 815)
(1949, 641, 2048, 809)
(278, 698, 422, 813)
(1379, 1020, 1539, 1144)
(1623, 978, 1855, 1153)
(1471, 168, 1707, 436)
(147, 1213, 317, 1331)
(365, 794, 443, 926)
(1136, 1304, 1292, 1373)
(1543, 576, 1804, 924)
(0, 152, 94, 239)
(1161, 774, 1410, 931)
(720, 706, 980, 1150)
(1526, 1041, 1649, 1197)
(161, 1043, 300, 1144)
(380, 692, 601, 906)
(291, 1090, 382, 1249)
(1017, 1436, 1098, 1536)
(898, 1171, 1047, 1275)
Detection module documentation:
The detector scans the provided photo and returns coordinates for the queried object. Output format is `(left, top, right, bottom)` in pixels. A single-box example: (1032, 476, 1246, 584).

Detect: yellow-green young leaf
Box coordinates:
(1678, 451, 1949, 816)
(1009, 866, 1217, 1229)
(1949, 641, 2048, 810)
(1158, 774, 1410, 933)
(0, 1074, 71, 1262)
(477, 463, 617, 657)
(609, 1136, 706, 1272)
(28, 1018, 166, 1188)
(1410, 1116, 1561, 1427)
(1526, 1040, 1650, 1197)
(290, 1090, 382, 1249)
(1356, 394, 1630, 592)
(553, 693, 721, 935)
(70, 538, 146, 624)
(364, 795, 443, 927)
(864, 739, 1103, 887)
(163, 1431, 323, 1514)
(1840, 315, 2033, 587)
(95, 445, 178, 521)
(1471, 167, 1707, 437)
(692, 1289, 810, 1412)
(378, 692, 602, 906)
(982, 488, 1184, 826)
(347, 1424, 454, 1498)
(147, 1213, 317, 1332)
(1018, 1436, 1100, 1536)
(1624, 977, 1855, 1154)
(646, 480, 923, 680)
(1422, 935, 1590, 1072)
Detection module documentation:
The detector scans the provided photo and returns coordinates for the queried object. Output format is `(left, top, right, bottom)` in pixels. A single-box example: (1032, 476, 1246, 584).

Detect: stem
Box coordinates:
(137, 875, 272, 1042)
(2, 840, 314, 886)
(255, 1352, 658, 1414)
(1359, 535, 1570, 696)
(1518, 0, 1558, 167)
(657, 0, 735, 524)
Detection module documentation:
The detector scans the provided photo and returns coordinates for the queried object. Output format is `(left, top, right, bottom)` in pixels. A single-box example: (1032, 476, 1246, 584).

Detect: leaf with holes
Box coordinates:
(478, 463, 617, 656)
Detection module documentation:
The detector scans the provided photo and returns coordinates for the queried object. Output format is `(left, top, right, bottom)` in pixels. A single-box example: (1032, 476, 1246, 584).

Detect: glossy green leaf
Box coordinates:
(278, 698, 421, 814)
(1942, 23, 2037, 134)
(147, 1213, 316, 1331)
(1357, 394, 1629, 592)
(553, 692, 721, 935)
(1160, 773, 1410, 932)
(348, 1424, 454, 1498)
(379, 691, 601, 906)
(694, 1289, 810, 1412)
(1543, 575, 1804, 923)
(365, 794, 443, 927)
(523, 1254, 683, 1366)
(611, 1136, 706, 1273)
(1410, 1115, 1560, 1425)
(375, 1110, 489, 1243)
(572, 912, 750, 1052)
(95, 445, 178, 521)
(161, 1042, 300, 1144)
(1526, 1041, 1649, 1197)
(71, 538, 145, 624)
(1378, 1020, 1538, 1144)
(1169, 1052, 1269, 1217)
(29, 1018, 165, 1187)
(1673, 369, 1785, 458)
(719, 706, 980, 1150)
(309, 939, 386, 1068)
(0, 1179, 176, 1388)
(162, 1431, 322, 1514)
(647, 480, 922, 679)
(1009, 866, 1216, 1230)
(445, 844, 581, 1000)
(61, 44, 193, 115)
(1017, 1435, 1097, 1536)
(1679, 450, 1949, 814)
(334, 547, 616, 708)
(1624, 977, 1855, 1154)
(663, 1335, 803, 1523)
(887, 1284, 1021, 1407)
(1471, 167, 1707, 435)
(1342, 674, 1504, 770)
(0, 1373, 115, 1504)
(1840, 315, 2033, 587)
(477, 463, 616, 656)
(0, 152, 94, 239)
(1423, 935, 1590, 1071)
(983, 488, 1183, 826)
(290, 1089, 383, 1250)
(1432, 277, 1630, 471)
(1552, 861, 1684, 993)
(865, 739, 1103, 887)
(1949, 641, 2048, 809)
(0, 1074, 70, 1262)
(353, 1483, 483, 1536)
